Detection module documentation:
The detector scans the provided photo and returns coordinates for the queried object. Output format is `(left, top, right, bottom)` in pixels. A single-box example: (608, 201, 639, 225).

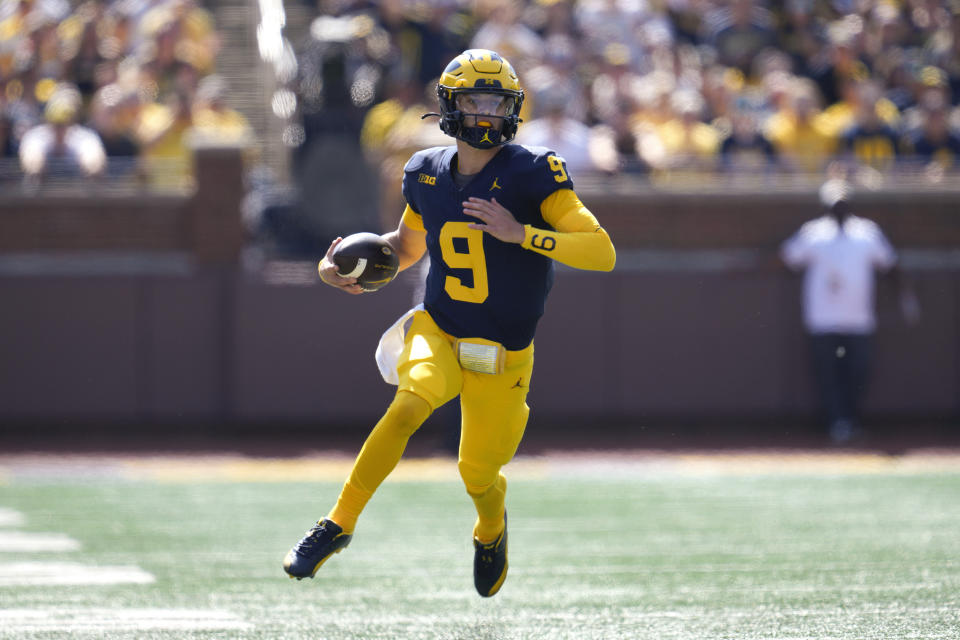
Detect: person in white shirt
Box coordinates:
(516, 87, 616, 176)
(781, 179, 907, 444)
(19, 84, 107, 183)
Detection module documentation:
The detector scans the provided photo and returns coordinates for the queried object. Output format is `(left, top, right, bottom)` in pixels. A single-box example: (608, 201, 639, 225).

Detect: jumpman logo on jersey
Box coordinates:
(489, 177, 502, 191)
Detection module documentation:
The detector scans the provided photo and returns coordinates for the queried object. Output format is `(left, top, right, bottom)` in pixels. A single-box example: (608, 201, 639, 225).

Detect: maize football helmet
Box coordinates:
(433, 49, 524, 149)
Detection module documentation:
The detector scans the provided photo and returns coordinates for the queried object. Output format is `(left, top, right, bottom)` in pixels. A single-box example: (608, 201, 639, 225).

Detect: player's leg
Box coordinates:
(327, 390, 433, 532)
(328, 311, 464, 530)
(458, 342, 534, 596)
(284, 390, 437, 579)
(284, 312, 462, 579)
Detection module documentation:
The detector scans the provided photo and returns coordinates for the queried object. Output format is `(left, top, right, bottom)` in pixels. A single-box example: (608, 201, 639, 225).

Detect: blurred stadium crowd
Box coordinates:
(296, 0, 960, 181)
(3, 0, 960, 198)
(0, 0, 250, 188)
(258, 0, 960, 246)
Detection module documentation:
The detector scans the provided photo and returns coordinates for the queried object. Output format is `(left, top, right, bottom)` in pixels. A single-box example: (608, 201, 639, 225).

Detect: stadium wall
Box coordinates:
(0, 266, 956, 431)
(1, 153, 958, 436)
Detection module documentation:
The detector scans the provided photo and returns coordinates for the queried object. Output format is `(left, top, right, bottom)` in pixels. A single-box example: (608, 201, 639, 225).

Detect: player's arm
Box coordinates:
(317, 205, 426, 295)
(381, 204, 427, 272)
(462, 190, 616, 271)
(522, 189, 616, 271)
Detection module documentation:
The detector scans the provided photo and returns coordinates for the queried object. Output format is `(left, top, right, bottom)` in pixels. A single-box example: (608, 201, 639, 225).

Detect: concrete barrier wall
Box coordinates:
(1, 152, 957, 431)
(1, 265, 956, 428)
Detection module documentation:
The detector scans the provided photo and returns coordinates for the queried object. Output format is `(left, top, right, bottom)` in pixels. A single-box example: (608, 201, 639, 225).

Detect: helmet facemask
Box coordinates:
(438, 90, 521, 149)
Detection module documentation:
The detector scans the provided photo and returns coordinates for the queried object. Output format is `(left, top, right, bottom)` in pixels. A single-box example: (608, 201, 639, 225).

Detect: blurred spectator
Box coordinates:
(361, 80, 446, 231)
(516, 85, 616, 175)
(602, 100, 646, 174)
(0, 106, 16, 158)
(136, 87, 194, 189)
(136, 0, 218, 79)
(376, 0, 470, 88)
(719, 104, 776, 172)
(470, 0, 543, 71)
(287, 7, 393, 250)
(925, 5, 960, 101)
(418, 4, 473, 85)
(706, 0, 776, 75)
(780, 179, 916, 444)
(808, 18, 872, 109)
(523, 35, 589, 122)
(529, 0, 580, 44)
(764, 78, 837, 173)
(904, 66, 954, 119)
(89, 82, 140, 174)
(575, 0, 654, 67)
(18, 82, 106, 181)
(901, 90, 960, 177)
(23, 7, 65, 79)
(589, 42, 644, 126)
(1, 76, 44, 159)
(840, 82, 900, 172)
(295, 9, 395, 139)
(60, 2, 112, 100)
(666, 0, 707, 45)
(700, 65, 742, 127)
(777, 0, 821, 72)
(191, 74, 252, 143)
(640, 88, 720, 174)
(861, 2, 911, 63)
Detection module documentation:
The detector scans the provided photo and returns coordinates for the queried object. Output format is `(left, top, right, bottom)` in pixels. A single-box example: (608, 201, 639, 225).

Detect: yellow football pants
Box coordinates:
(329, 310, 534, 542)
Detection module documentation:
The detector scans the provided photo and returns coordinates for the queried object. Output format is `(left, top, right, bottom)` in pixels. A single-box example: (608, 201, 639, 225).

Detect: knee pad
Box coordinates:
(382, 391, 432, 439)
(458, 459, 496, 498)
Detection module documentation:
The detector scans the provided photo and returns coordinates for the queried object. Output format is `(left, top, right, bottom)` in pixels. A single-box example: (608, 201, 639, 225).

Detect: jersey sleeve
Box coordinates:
(401, 151, 426, 215)
(527, 147, 574, 202)
(401, 204, 424, 231)
(519, 188, 616, 272)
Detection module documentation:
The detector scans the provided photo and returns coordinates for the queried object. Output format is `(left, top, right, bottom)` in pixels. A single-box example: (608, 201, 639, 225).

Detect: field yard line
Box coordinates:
(0, 562, 155, 586)
(0, 531, 81, 552)
(0, 508, 24, 527)
(0, 608, 252, 632)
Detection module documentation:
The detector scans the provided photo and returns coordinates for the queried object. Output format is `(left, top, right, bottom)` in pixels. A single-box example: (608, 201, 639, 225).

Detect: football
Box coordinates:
(331, 232, 400, 291)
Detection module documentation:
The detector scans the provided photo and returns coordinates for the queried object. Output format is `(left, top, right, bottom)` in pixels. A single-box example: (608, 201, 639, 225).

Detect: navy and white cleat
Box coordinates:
(283, 519, 352, 580)
(473, 512, 508, 597)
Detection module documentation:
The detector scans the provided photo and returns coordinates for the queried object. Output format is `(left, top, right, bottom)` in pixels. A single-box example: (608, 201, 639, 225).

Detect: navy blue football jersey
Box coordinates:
(401, 144, 574, 350)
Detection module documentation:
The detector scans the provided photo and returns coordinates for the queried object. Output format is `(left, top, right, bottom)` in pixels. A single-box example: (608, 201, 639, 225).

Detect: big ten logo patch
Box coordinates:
(418, 173, 437, 185)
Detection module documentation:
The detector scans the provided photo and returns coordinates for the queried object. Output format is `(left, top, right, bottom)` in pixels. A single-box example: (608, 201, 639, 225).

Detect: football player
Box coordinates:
(283, 49, 616, 597)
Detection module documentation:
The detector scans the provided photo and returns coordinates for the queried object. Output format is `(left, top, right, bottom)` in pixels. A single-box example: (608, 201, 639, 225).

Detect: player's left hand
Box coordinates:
(463, 197, 525, 244)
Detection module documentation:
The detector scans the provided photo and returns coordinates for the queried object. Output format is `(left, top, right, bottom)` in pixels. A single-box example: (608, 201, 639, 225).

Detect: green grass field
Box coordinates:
(1, 453, 958, 639)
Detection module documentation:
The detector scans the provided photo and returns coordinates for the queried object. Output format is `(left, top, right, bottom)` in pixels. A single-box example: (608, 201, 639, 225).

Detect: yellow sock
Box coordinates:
(328, 391, 432, 533)
(471, 473, 507, 543)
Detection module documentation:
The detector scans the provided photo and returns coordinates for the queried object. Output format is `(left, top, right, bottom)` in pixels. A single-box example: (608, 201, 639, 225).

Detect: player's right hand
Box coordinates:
(318, 237, 364, 295)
